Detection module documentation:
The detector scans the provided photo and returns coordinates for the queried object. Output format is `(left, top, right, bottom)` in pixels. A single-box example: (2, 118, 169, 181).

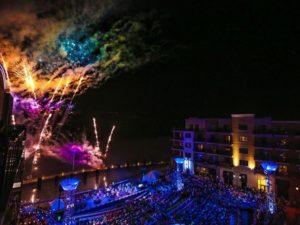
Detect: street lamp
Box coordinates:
(60, 178, 80, 224)
(261, 162, 278, 214)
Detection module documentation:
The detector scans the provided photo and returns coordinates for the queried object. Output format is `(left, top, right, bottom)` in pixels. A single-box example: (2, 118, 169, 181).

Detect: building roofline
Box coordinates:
(231, 114, 255, 118)
(272, 120, 300, 124)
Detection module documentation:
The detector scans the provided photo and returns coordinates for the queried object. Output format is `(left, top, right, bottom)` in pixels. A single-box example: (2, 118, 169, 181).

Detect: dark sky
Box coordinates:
(75, 1, 300, 136)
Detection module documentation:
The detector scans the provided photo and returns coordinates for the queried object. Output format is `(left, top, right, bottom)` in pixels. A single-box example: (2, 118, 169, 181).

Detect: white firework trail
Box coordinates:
(32, 113, 52, 169)
(104, 125, 116, 157)
(93, 117, 101, 153)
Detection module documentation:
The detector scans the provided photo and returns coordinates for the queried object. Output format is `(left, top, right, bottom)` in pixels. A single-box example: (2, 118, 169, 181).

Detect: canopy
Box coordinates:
(261, 162, 278, 173)
(60, 178, 80, 191)
(142, 170, 161, 184)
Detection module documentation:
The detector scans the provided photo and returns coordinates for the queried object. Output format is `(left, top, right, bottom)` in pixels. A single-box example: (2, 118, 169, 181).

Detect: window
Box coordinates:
(185, 133, 191, 138)
(280, 139, 287, 146)
(185, 152, 192, 158)
(239, 160, 248, 166)
(239, 148, 248, 154)
(197, 144, 203, 150)
(258, 179, 267, 191)
(239, 124, 248, 130)
(278, 165, 287, 174)
(185, 142, 192, 148)
(240, 136, 248, 142)
(227, 135, 231, 142)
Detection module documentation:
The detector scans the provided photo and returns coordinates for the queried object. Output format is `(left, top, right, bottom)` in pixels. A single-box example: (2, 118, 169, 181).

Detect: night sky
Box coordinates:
(1, 0, 299, 171)
(75, 1, 300, 137)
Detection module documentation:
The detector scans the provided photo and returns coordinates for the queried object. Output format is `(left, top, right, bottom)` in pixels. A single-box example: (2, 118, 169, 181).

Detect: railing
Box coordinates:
(254, 128, 300, 135)
(254, 154, 289, 163)
(195, 158, 233, 167)
(171, 136, 184, 140)
(195, 148, 232, 156)
(207, 138, 232, 144)
(206, 127, 232, 132)
(254, 141, 292, 149)
(171, 145, 184, 150)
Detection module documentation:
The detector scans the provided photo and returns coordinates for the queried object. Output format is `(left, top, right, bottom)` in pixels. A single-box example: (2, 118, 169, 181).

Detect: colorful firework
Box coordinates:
(104, 125, 116, 157)
(93, 118, 101, 152)
(0, 1, 165, 172)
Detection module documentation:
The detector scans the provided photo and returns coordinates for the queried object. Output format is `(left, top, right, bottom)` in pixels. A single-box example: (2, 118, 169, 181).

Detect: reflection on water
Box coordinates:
(22, 165, 166, 203)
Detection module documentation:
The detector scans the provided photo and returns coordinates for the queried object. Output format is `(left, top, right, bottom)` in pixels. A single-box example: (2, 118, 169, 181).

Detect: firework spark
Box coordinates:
(23, 63, 37, 100)
(0, 54, 11, 90)
(71, 74, 85, 102)
(93, 117, 101, 152)
(104, 125, 116, 157)
(0, 1, 162, 173)
(32, 113, 52, 167)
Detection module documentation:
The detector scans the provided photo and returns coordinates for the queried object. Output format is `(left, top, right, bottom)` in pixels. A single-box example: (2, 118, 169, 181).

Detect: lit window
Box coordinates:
(197, 144, 203, 150)
(258, 179, 267, 191)
(278, 165, 287, 174)
(240, 136, 248, 142)
(280, 139, 287, 146)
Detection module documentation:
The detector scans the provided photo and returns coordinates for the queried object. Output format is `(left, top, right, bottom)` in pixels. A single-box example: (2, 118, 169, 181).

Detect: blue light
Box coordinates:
(60, 178, 80, 191)
(59, 33, 100, 65)
(51, 198, 65, 211)
(261, 162, 278, 173)
(174, 157, 184, 164)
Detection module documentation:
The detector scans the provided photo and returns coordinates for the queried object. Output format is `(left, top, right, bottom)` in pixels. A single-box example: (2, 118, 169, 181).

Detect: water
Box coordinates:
(21, 165, 165, 203)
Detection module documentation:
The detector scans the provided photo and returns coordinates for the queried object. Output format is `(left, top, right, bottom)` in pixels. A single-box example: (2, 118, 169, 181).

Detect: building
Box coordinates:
(0, 64, 26, 225)
(171, 114, 300, 202)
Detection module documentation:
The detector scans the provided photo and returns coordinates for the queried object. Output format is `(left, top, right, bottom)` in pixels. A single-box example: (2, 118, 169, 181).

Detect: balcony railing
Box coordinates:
(195, 148, 232, 156)
(195, 158, 233, 167)
(206, 127, 232, 133)
(254, 154, 289, 163)
(254, 128, 300, 135)
(207, 138, 232, 144)
(254, 141, 291, 149)
(171, 146, 184, 150)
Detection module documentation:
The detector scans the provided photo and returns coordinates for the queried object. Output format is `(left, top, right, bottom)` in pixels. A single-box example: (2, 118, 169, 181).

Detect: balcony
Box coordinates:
(171, 145, 184, 150)
(254, 139, 292, 148)
(195, 157, 233, 167)
(194, 134, 206, 142)
(195, 148, 232, 156)
(206, 126, 232, 133)
(207, 137, 232, 145)
(255, 127, 300, 136)
(254, 153, 290, 164)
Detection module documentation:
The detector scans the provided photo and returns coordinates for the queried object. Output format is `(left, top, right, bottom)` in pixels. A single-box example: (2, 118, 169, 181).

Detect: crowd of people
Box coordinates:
(74, 181, 141, 213)
(19, 171, 285, 225)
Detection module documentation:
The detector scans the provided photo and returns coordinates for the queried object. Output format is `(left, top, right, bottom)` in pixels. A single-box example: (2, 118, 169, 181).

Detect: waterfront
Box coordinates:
(21, 164, 167, 203)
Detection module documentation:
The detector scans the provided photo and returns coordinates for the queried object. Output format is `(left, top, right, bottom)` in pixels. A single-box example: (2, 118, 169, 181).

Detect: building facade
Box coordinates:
(0, 64, 26, 225)
(171, 114, 300, 202)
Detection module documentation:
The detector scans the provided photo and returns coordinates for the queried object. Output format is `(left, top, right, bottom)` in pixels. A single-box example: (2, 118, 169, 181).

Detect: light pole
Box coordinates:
(60, 178, 80, 224)
(261, 162, 278, 214)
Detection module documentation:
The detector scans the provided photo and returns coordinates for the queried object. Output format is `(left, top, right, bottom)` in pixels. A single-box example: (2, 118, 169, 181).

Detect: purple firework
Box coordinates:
(59, 143, 97, 166)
